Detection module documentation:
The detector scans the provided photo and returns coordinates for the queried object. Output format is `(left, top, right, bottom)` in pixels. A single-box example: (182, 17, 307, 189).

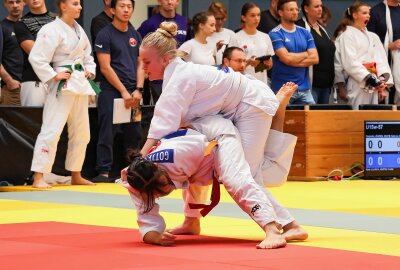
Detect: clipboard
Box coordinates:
(113, 98, 142, 124)
(255, 55, 271, 73)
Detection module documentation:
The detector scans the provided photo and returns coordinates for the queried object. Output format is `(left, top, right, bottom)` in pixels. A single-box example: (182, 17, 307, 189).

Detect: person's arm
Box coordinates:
(82, 31, 96, 79)
(273, 47, 308, 66)
(14, 22, 35, 55)
(0, 65, 20, 90)
(123, 182, 174, 246)
(97, 52, 132, 107)
(388, 39, 400, 51)
(295, 48, 319, 67)
(140, 138, 159, 156)
(131, 58, 144, 107)
(28, 26, 61, 83)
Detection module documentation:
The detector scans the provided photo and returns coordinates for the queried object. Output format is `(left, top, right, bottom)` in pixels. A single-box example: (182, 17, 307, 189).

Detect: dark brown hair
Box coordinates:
(126, 149, 169, 213)
(333, 1, 369, 39)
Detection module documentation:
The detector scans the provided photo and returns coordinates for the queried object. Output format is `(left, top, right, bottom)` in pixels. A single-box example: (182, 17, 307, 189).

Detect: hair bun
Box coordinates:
(157, 21, 178, 38)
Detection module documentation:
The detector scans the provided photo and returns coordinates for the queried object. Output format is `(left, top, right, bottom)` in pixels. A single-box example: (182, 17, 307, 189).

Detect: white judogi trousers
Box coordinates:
(186, 115, 295, 227)
(20, 81, 48, 107)
(31, 86, 90, 173)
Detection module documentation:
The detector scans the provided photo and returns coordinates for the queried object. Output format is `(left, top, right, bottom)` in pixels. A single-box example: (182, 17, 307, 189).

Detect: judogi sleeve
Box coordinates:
(81, 26, 96, 76)
(28, 24, 60, 83)
(371, 33, 393, 84)
(262, 130, 297, 187)
(147, 60, 197, 139)
(125, 186, 166, 238)
(338, 32, 369, 83)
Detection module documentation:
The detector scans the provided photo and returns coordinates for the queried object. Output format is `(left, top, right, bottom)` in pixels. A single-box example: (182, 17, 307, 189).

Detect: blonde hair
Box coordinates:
(141, 21, 187, 60)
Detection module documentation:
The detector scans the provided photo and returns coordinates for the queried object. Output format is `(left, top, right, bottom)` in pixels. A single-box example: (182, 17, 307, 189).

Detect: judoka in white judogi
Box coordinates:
(148, 57, 279, 187)
(335, 25, 393, 109)
(124, 116, 297, 239)
(29, 17, 96, 173)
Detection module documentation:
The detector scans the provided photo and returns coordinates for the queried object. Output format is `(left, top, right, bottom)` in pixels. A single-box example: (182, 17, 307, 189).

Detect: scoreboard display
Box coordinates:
(364, 121, 400, 179)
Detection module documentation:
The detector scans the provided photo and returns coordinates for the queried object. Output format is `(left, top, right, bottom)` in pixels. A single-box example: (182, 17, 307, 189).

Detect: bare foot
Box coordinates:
(282, 221, 308, 242)
(256, 222, 287, 249)
(32, 172, 52, 189)
(166, 216, 200, 235)
(275, 82, 298, 106)
(71, 172, 95, 186)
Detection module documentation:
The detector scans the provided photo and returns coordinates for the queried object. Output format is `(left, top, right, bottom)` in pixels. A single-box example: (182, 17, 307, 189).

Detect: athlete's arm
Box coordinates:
(141, 138, 159, 156)
(97, 52, 132, 108)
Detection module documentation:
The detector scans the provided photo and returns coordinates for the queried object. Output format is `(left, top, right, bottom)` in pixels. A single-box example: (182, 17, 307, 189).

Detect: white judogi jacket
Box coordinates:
(124, 116, 297, 238)
(335, 26, 393, 90)
(123, 129, 216, 238)
(29, 17, 96, 95)
(147, 57, 279, 140)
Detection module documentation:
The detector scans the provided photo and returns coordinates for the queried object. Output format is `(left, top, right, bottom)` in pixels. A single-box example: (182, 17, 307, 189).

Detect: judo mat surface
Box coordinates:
(1, 180, 400, 269)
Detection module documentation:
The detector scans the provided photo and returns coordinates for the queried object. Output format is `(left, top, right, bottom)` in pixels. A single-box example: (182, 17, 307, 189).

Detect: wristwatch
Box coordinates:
(136, 87, 144, 94)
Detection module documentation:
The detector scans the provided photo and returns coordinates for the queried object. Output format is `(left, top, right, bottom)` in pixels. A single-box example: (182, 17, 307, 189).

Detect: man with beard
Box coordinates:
(269, 0, 318, 105)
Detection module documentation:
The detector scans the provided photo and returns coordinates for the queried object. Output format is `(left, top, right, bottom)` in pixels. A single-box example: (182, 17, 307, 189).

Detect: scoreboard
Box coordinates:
(364, 121, 400, 179)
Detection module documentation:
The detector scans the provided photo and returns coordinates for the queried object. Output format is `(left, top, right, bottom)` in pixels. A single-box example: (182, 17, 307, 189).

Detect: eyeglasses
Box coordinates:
(284, 8, 299, 12)
(229, 58, 247, 64)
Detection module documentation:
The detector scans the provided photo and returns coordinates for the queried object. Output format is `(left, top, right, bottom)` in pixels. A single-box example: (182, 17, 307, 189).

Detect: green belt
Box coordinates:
(57, 64, 101, 95)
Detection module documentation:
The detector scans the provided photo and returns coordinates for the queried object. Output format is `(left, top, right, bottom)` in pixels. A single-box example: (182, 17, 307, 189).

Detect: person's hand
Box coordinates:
(216, 40, 225, 51)
(264, 58, 273, 70)
(158, 231, 176, 246)
(54, 70, 71, 81)
(374, 76, 386, 92)
(337, 84, 348, 102)
(85, 71, 94, 79)
(120, 166, 128, 181)
(122, 90, 133, 109)
(378, 87, 388, 102)
(247, 56, 260, 68)
(6, 79, 21, 90)
(131, 89, 142, 108)
(389, 39, 400, 51)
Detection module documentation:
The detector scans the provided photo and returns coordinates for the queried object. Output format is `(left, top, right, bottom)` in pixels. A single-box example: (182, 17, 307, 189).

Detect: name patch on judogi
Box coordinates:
(146, 149, 174, 163)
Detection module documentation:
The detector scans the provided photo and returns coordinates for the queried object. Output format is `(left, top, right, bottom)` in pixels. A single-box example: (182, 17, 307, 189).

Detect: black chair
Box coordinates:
(359, 104, 395, 110)
(309, 104, 353, 110)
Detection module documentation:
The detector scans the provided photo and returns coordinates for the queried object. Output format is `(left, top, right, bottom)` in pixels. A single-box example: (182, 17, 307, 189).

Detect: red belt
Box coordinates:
(188, 177, 220, 217)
